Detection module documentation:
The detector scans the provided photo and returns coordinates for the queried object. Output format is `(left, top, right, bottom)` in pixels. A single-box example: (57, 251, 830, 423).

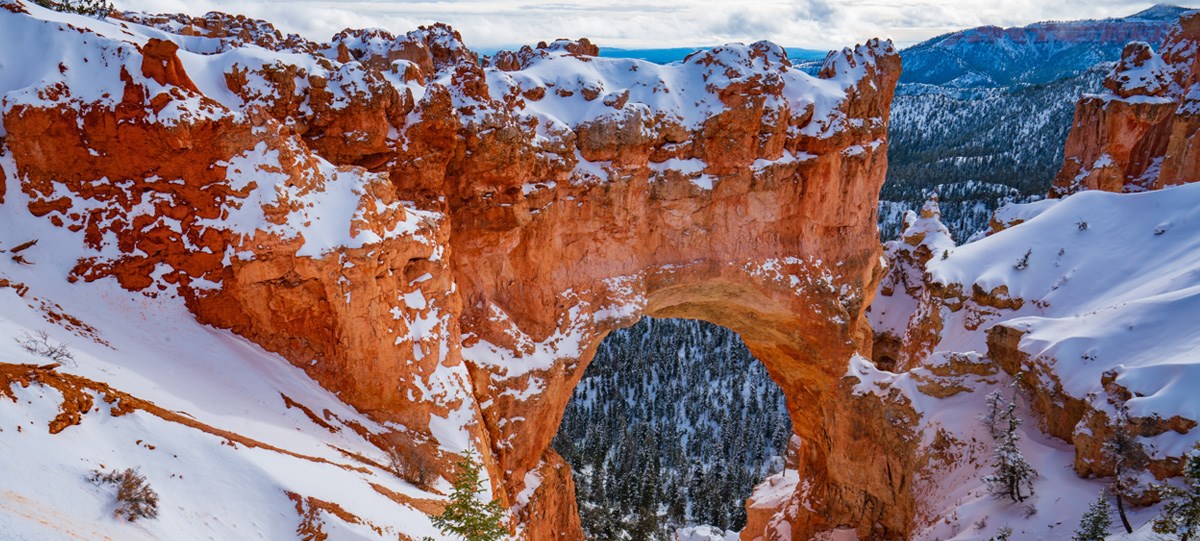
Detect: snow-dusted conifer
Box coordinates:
(983, 374, 1037, 502)
(1073, 492, 1112, 541)
(30, 0, 112, 17)
(1153, 449, 1200, 541)
(428, 449, 507, 541)
(980, 389, 1007, 440)
(1103, 406, 1148, 534)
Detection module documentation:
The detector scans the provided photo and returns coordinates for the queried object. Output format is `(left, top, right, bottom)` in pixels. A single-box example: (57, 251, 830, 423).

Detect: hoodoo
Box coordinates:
(1052, 11, 1200, 196)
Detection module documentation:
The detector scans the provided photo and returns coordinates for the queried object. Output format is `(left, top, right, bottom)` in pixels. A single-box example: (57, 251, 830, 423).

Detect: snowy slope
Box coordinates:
(866, 182, 1200, 540)
(0, 155, 448, 540)
(930, 184, 1200, 459)
(0, 4, 458, 539)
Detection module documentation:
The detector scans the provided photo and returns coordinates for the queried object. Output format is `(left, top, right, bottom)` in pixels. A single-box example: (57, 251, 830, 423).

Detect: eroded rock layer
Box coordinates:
(0, 1, 910, 538)
(1051, 11, 1200, 196)
(875, 158, 1200, 508)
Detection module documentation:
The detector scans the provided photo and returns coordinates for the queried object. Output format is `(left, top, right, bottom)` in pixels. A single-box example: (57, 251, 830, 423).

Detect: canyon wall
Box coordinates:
(1051, 11, 1200, 196)
(0, 2, 915, 538)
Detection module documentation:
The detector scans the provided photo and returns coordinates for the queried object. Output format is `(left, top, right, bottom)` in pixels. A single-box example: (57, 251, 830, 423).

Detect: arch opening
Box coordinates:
(490, 273, 919, 540)
(553, 316, 794, 539)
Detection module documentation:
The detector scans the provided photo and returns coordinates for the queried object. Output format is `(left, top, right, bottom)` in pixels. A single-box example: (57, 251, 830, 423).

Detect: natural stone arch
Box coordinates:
(438, 43, 916, 538)
(0, 13, 915, 540)
(462, 255, 916, 539)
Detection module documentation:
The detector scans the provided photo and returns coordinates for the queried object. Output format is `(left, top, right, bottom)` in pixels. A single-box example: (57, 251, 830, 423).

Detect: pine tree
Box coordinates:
(428, 449, 508, 541)
(1073, 492, 1112, 541)
(983, 375, 1036, 502)
(1102, 406, 1148, 534)
(688, 463, 707, 523)
(980, 389, 1007, 440)
(1153, 450, 1200, 541)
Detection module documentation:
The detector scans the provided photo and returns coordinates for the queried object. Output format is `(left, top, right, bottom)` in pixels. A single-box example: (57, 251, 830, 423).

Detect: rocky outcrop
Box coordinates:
(874, 146, 1200, 513)
(140, 38, 199, 93)
(1051, 11, 1200, 196)
(987, 324, 1197, 484)
(863, 12, 1200, 533)
(0, 3, 912, 539)
(113, 10, 317, 53)
(2, 0, 475, 484)
(868, 196, 954, 371)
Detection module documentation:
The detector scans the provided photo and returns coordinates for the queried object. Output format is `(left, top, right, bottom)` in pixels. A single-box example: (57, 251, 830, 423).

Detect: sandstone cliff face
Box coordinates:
(0, 2, 911, 538)
(1051, 12, 1200, 196)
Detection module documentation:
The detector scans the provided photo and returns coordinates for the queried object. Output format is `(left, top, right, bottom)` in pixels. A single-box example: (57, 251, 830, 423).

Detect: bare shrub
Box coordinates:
(1014, 249, 1032, 271)
(16, 330, 75, 366)
(386, 439, 436, 489)
(89, 468, 159, 521)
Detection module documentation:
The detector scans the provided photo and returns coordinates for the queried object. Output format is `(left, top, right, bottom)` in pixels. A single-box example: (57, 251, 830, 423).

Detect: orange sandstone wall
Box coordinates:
(1052, 12, 1200, 196)
(0, 5, 916, 538)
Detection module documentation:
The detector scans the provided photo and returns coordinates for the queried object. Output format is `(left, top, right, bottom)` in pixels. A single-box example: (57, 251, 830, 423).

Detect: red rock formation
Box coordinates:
(113, 10, 317, 53)
(140, 39, 199, 93)
(1052, 12, 1200, 196)
(869, 196, 955, 372)
(485, 38, 599, 72)
(437, 40, 911, 539)
(987, 324, 1196, 486)
(0, 5, 913, 539)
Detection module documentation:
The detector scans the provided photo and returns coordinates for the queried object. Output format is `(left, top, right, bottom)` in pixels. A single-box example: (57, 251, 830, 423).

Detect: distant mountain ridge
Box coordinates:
(900, 4, 1195, 87)
(880, 4, 1197, 242)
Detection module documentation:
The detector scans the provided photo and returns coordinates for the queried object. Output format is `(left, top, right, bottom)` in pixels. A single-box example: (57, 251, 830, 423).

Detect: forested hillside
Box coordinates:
(878, 5, 1191, 241)
(879, 64, 1108, 240)
(553, 318, 792, 540)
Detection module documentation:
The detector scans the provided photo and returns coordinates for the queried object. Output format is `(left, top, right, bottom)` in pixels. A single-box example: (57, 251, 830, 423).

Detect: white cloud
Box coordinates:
(114, 0, 1200, 51)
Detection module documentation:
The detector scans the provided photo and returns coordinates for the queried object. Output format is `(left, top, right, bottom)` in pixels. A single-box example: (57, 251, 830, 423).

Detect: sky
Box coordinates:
(114, 0, 1200, 51)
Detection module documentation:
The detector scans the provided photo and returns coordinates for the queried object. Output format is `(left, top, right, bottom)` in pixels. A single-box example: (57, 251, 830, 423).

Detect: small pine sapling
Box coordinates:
(1073, 492, 1112, 541)
(427, 449, 507, 541)
(980, 389, 1007, 440)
